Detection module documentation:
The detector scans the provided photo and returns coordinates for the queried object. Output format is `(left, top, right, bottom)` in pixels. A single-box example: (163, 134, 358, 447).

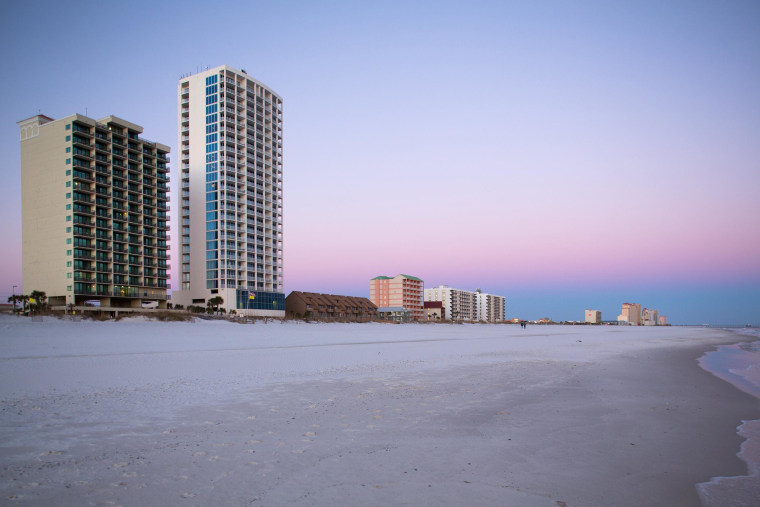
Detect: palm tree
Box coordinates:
(29, 290, 48, 314)
(207, 296, 224, 315)
(7, 294, 23, 313)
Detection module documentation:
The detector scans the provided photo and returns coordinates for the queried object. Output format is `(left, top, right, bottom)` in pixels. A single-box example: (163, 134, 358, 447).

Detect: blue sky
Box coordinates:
(1, 0, 758, 325)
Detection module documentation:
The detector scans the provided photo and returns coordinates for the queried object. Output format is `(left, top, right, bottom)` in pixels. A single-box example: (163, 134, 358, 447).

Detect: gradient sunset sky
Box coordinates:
(1, 0, 758, 325)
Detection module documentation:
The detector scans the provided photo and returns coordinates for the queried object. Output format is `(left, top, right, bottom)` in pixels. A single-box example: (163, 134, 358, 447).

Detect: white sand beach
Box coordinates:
(0, 316, 758, 506)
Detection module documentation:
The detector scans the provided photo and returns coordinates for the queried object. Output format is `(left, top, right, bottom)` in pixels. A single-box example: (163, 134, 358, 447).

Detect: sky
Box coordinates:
(0, 0, 758, 325)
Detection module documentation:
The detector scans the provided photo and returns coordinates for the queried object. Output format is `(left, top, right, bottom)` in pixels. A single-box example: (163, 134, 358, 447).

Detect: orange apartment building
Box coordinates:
(369, 274, 424, 321)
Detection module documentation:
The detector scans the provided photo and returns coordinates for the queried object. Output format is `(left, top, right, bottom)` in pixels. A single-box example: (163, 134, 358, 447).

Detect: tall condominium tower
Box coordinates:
(172, 65, 284, 316)
(17, 114, 171, 308)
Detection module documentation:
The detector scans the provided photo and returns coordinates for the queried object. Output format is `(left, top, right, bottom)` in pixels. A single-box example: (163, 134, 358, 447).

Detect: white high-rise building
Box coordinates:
(171, 65, 284, 316)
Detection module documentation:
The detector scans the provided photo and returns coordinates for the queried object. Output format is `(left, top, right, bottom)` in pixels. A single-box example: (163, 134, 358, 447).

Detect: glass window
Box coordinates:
(66, 169, 71, 176)
(66, 250, 72, 255)
(65, 124, 71, 130)
(67, 272, 72, 278)
(66, 135, 71, 141)
(66, 158, 71, 164)
(66, 147, 71, 153)
(66, 181, 71, 187)
(66, 215, 71, 221)
(66, 238, 72, 244)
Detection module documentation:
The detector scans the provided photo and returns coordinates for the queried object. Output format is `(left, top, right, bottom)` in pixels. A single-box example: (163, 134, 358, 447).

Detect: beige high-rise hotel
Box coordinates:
(170, 65, 284, 316)
(17, 114, 170, 308)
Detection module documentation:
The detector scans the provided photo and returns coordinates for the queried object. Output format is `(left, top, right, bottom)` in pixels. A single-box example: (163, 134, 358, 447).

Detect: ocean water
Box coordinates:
(697, 328, 760, 507)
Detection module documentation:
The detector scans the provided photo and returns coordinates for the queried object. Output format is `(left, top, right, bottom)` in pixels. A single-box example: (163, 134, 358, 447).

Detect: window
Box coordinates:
(67, 272, 72, 278)
(66, 169, 71, 176)
(66, 238, 72, 244)
(66, 147, 71, 153)
(66, 158, 71, 165)
(66, 215, 71, 221)
(66, 181, 71, 187)
(65, 124, 71, 130)
(66, 250, 72, 255)
(66, 193, 71, 199)
(66, 135, 71, 141)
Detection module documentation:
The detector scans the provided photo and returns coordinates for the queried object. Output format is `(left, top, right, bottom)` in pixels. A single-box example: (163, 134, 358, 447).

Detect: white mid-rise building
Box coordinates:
(424, 285, 505, 322)
(171, 65, 284, 316)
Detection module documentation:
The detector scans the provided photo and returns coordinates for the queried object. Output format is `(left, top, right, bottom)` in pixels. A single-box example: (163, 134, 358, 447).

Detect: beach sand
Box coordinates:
(0, 317, 757, 506)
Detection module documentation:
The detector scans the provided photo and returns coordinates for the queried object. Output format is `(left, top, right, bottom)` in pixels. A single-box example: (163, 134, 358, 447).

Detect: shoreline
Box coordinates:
(1, 320, 758, 506)
(696, 328, 760, 506)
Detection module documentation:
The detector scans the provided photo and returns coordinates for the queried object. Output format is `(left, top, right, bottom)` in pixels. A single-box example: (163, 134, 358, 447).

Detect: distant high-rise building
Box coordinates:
(17, 113, 170, 308)
(642, 307, 659, 326)
(370, 274, 424, 320)
(618, 302, 642, 325)
(424, 285, 506, 322)
(172, 65, 284, 316)
(585, 309, 601, 324)
(476, 289, 507, 323)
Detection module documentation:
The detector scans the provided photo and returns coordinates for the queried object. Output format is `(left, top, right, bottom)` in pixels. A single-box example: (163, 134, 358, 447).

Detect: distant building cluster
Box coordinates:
(618, 303, 666, 326)
(424, 285, 506, 323)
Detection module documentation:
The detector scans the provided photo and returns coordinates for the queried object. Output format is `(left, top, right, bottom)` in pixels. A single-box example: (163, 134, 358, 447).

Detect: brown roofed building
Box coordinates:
(423, 301, 444, 321)
(285, 292, 378, 322)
